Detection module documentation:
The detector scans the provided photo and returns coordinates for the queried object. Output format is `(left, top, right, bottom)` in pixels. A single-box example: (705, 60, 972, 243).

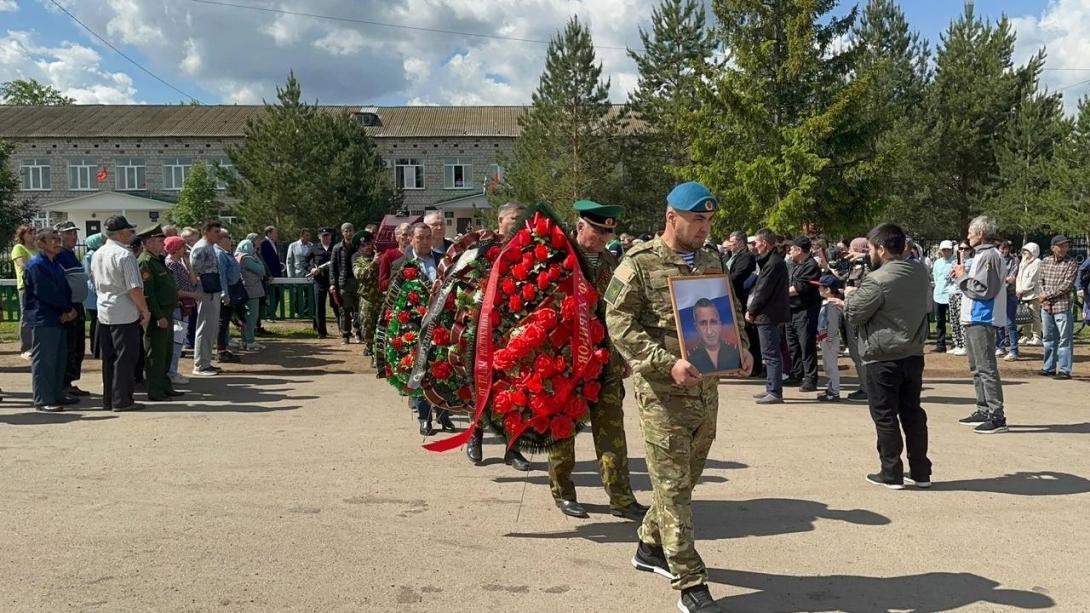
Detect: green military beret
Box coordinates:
(573, 199, 623, 230)
(136, 224, 166, 240)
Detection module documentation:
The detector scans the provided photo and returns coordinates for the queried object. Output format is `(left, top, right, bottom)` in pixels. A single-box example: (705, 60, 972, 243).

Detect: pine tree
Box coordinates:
(622, 0, 715, 233)
(1050, 96, 1090, 240)
(987, 90, 1070, 242)
(925, 5, 1043, 234)
(853, 0, 936, 236)
(169, 162, 221, 228)
(505, 17, 618, 220)
(682, 0, 871, 235)
(225, 72, 395, 235)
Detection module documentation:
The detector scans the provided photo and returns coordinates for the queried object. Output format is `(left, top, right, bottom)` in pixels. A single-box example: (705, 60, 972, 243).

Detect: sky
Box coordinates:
(2, 0, 1089, 110)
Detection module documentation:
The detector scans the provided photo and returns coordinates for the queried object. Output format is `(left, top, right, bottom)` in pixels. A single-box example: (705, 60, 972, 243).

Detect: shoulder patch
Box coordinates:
(142, 270, 152, 281)
(605, 260, 636, 306)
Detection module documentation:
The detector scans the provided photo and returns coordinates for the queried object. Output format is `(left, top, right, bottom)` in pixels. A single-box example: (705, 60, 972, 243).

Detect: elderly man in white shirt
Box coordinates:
(285, 227, 314, 318)
(92, 215, 151, 411)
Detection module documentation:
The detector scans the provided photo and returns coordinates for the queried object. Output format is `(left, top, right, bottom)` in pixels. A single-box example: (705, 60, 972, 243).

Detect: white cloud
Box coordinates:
(0, 0, 19, 13)
(57, 0, 681, 106)
(1011, 0, 1090, 112)
(0, 30, 137, 103)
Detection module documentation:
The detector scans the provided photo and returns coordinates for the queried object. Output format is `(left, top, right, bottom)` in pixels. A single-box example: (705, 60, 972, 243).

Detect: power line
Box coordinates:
(48, 0, 202, 103)
(186, 0, 640, 52)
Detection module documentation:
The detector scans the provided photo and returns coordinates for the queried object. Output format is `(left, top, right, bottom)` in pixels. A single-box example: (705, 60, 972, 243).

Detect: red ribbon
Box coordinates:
(422, 228, 516, 453)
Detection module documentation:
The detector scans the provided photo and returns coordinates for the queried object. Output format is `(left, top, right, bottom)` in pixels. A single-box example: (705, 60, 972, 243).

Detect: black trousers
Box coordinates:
(313, 282, 330, 336)
(866, 355, 931, 483)
(786, 306, 820, 385)
(745, 322, 763, 375)
(934, 303, 949, 350)
(63, 306, 86, 387)
(88, 309, 100, 359)
(218, 301, 234, 350)
(98, 321, 141, 409)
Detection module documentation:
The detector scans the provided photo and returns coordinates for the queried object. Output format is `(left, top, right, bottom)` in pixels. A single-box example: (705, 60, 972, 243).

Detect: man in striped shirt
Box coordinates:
(1036, 235, 1078, 380)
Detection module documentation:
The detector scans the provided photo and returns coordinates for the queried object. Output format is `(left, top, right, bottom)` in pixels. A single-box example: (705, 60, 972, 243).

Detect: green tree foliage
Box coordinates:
(924, 5, 1043, 234)
(986, 90, 1071, 241)
(622, 0, 715, 234)
(0, 79, 74, 105)
(224, 72, 396, 236)
(0, 141, 38, 248)
(852, 0, 936, 236)
(505, 17, 619, 222)
(169, 162, 222, 228)
(1050, 97, 1090, 240)
(683, 0, 873, 236)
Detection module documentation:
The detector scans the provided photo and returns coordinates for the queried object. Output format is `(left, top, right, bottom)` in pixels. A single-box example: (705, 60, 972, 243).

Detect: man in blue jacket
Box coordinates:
(54, 221, 91, 397)
(24, 228, 79, 411)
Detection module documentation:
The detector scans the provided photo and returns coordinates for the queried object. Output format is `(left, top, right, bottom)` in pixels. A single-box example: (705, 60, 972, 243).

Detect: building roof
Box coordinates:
(0, 104, 538, 139)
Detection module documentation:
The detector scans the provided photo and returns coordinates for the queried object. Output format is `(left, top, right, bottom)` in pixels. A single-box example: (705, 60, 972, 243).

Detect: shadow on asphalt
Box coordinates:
(933, 471, 1090, 496)
(0, 411, 118, 425)
(492, 457, 747, 491)
(1008, 423, 1090, 434)
(920, 395, 981, 405)
(707, 568, 1055, 611)
(504, 498, 889, 543)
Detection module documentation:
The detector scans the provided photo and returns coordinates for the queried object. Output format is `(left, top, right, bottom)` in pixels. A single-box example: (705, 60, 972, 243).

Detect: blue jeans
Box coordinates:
(1042, 310, 1073, 375)
(758, 323, 783, 396)
(995, 292, 1019, 355)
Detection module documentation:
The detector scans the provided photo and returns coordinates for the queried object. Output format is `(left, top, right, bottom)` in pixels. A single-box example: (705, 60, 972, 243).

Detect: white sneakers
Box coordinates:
(949, 347, 967, 356)
(243, 342, 266, 351)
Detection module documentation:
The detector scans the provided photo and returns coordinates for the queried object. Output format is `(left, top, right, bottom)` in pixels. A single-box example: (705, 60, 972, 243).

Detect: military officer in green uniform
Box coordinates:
(137, 225, 182, 402)
(547, 200, 649, 521)
(351, 231, 381, 358)
(605, 182, 752, 613)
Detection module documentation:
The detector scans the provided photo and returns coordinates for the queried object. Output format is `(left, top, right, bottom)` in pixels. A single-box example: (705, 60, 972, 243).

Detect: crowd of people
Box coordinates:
(12, 218, 320, 411)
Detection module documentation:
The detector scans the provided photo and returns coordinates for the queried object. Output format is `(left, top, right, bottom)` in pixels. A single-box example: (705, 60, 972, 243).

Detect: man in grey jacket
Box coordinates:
(835, 223, 931, 490)
(953, 216, 1008, 434)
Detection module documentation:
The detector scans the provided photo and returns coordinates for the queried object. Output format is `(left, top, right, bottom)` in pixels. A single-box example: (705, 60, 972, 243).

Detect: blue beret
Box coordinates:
(667, 182, 717, 213)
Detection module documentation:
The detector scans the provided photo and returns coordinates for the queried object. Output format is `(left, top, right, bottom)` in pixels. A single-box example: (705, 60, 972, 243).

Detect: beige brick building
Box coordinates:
(0, 105, 522, 238)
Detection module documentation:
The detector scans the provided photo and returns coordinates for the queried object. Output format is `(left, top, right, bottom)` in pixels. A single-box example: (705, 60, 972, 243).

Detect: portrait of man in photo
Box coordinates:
(686, 297, 742, 374)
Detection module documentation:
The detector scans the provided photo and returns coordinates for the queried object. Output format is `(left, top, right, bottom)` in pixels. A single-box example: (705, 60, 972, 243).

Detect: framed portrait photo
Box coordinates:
(668, 274, 745, 377)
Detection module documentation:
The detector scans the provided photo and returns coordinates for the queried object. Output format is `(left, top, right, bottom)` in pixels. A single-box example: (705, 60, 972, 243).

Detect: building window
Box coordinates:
(395, 158, 424, 190)
(20, 159, 51, 191)
(117, 158, 146, 191)
(68, 158, 97, 191)
(487, 163, 504, 184)
(443, 158, 473, 189)
(31, 211, 54, 229)
(163, 158, 192, 191)
(214, 160, 235, 190)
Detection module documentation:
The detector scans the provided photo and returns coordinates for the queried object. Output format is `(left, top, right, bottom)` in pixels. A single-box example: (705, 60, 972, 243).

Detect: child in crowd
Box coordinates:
(815, 274, 844, 402)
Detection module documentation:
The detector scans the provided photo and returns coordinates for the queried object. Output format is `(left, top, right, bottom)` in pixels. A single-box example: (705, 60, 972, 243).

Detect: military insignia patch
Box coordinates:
(142, 271, 151, 280)
(704, 201, 712, 211)
(604, 276, 624, 305)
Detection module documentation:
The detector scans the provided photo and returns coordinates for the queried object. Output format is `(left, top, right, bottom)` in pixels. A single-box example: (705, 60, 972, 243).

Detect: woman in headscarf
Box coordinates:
(1016, 242, 1042, 346)
(235, 239, 267, 351)
(82, 232, 106, 359)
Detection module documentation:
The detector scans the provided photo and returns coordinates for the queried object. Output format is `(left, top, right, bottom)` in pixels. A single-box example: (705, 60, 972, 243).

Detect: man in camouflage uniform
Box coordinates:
(547, 200, 649, 521)
(352, 231, 380, 357)
(605, 182, 751, 613)
(137, 224, 183, 402)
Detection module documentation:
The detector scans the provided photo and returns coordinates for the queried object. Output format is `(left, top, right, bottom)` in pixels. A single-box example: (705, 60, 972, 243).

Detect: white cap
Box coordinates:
(939, 240, 955, 250)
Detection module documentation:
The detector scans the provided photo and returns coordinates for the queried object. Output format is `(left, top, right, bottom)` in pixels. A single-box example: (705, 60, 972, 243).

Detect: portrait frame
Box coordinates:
(667, 274, 746, 378)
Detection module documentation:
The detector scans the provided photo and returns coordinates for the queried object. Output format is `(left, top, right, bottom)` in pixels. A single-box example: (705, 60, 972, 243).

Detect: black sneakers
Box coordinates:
(816, 390, 840, 402)
(974, 418, 1008, 434)
(958, 410, 989, 426)
(846, 389, 868, 401)
(678, 584, 722, 613)
(631, 541, 672, 579)
(866, 473, 905, 490)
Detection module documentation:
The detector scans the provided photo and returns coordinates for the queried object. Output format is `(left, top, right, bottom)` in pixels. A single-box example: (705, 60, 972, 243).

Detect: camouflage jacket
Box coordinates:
(352, 254, 381, 304)
(604, 236, 747, 394)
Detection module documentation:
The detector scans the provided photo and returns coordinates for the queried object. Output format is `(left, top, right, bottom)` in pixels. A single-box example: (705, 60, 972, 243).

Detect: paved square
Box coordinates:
(2, 340, 1087, 611)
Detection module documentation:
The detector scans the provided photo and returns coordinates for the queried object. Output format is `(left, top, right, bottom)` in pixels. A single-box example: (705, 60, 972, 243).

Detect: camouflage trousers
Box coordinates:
(547, 372, 636, 509)
(633, 377, 718, 591)
(359, 298, 380, 353)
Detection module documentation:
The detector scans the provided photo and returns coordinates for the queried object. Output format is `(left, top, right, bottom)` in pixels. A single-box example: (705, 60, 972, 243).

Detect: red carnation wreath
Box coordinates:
(377, 262, 431, 395)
